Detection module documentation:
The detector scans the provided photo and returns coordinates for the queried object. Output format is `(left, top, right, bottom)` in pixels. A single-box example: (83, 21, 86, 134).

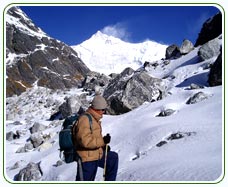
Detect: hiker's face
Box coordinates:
(93, 108, 106, 115)
(97, 109, 106, 115)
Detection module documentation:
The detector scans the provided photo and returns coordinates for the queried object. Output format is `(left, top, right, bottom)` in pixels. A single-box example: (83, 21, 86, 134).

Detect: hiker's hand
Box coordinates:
(103, 145, 111, 152)
(103, 134, 111, 144)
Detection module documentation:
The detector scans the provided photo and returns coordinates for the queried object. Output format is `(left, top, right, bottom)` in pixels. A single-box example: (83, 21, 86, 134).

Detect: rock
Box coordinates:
(15, 162, 42, 181)
(104, 68, 166, 115)
(156, 132, 196, 147)
(198, 38, 221, 61)
(24, 142, 34, 151)
(208, 51, 222, 86)
(10, 160, 27, 170)
(156, 141, 167, 147)
(186, 92, 208, 104)
(54, 160, 64, 167)
(6, 7, 90, 97)
(180, 39, 194, 55)
(165, 44, 181, 59)
(30, 122, 47, 134)
(82, 71, 111, 95)
(189, 83, 204, 90)
(16, 147, 26, 153)
(59, 94, 89, 118)
(30, 133, 44, 148)
(6, 131, 15, 141)
(195, 13, 222, 47)
(156, 109, 175, 117)
(6, 131, 20, 141)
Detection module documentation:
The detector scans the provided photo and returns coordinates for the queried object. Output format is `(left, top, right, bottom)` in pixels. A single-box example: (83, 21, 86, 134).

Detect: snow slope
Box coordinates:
(72, 31, 167, 75)
(4, 40, 223, 182)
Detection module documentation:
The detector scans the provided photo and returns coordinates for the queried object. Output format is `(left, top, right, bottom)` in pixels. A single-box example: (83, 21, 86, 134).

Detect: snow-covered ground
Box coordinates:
(4, 43, 223, 183)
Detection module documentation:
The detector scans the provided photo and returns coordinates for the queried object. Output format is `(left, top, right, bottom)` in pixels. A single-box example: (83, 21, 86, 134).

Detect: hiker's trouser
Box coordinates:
(76, 151, 118, 181)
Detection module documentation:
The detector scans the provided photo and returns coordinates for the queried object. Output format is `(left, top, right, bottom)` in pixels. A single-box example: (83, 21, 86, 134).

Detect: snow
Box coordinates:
(4, 34, 223, 183)
(72, 31, 168, 75)
(6, 9, 47, 39)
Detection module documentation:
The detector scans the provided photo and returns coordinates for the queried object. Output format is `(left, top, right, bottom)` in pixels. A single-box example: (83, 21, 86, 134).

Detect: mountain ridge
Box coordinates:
(6, 6, 90, 97)
(72, 30, 168, 75)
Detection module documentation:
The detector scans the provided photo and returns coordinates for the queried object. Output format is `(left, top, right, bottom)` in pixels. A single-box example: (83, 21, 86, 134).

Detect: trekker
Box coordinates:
(73, 94, 118, 181)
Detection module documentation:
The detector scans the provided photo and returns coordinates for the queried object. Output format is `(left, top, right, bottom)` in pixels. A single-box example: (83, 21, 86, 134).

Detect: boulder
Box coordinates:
(198, 38, 221, 61)
(180, 39, 194, 55)
(156, 109, 175, 117)
(30, 133, 44, 148)
(59, 94, 89, 118)
(15, 162, 42, 181)
(6, 131, 20, 141)
(165, 44, 181, 59)
(82, 71, 111, 95)
(30, 122, 47, 134)
(186, 92, 208, 104)
(103, 68, 165, 115)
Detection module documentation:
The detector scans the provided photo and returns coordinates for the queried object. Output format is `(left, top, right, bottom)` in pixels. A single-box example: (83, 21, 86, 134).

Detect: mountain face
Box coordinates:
(72, 31, 168, 75)
(195, 12, 222, 47)
(6, 7, 90, 97)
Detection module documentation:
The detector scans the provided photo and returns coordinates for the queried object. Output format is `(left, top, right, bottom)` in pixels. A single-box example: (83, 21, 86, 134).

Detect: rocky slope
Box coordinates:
(6, 7, 90, 97)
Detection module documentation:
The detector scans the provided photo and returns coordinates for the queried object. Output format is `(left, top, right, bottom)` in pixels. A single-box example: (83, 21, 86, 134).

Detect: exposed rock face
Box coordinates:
(103, 68, 166, 115)
(208, 51, 222, 86)
(195, 12, 222, 47)
(6, 7, 90, 97)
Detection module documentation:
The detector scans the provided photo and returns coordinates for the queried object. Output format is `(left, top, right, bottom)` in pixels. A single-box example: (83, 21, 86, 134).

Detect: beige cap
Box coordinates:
(91, 95, 108, 110)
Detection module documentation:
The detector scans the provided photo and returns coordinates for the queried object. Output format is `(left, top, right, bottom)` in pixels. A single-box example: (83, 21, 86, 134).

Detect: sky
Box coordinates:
(19, 5, 220, 46)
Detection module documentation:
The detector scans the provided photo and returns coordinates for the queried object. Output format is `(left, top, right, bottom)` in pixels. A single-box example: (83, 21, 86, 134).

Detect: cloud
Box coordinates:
(101, 22, 131, 41)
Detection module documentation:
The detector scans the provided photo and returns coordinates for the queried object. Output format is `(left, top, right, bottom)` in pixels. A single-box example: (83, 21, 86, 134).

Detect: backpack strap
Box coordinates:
(83, 113, 93, 132)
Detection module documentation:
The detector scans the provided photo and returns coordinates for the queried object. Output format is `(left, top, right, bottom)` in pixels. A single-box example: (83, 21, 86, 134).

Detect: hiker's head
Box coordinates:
(91, 95, 107, 114)
(91, 95, 107, 110)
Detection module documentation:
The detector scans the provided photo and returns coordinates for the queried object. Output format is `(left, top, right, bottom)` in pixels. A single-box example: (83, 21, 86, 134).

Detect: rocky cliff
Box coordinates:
(6, 7, 90, 97)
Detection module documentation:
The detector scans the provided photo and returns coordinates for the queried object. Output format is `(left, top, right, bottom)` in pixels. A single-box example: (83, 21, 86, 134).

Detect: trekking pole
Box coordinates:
(78, 158, 84, 181)
(103, 144, 108, 181)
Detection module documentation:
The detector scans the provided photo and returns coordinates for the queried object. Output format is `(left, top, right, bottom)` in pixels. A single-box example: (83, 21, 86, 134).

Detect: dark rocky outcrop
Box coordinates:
(6, 7, 90, 97)
(208, 50, 222, 86)
(195, 12, 222, 47)
(165, 44, 180, 59)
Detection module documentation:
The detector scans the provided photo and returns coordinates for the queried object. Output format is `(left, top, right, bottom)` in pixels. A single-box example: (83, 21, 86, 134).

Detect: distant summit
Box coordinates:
(72, 31, 168, 75)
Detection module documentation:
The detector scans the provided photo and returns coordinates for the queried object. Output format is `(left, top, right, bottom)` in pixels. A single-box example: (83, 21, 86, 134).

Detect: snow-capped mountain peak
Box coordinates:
(72, 31, 168, 75)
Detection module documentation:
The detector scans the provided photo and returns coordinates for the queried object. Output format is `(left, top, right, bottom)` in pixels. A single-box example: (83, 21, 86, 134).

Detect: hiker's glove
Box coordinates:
(103, 145, 111, 152)
(103, 134, 111, 144)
